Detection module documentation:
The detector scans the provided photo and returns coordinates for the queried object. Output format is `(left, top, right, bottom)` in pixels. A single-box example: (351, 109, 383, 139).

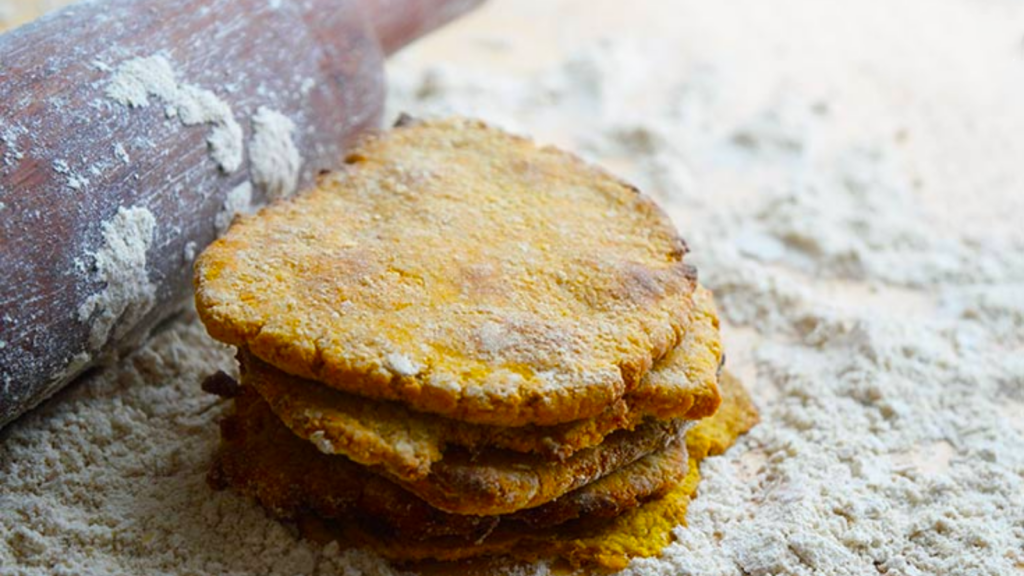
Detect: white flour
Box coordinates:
(2, 1, 1024, 575)
(49, 159, 89, 191)
(0, 123, 24, 169)
(249, 107, 301, 200)
(76, 206, 157, 351)
(107, 55, 244, 173)
(216, 182, 254, 234)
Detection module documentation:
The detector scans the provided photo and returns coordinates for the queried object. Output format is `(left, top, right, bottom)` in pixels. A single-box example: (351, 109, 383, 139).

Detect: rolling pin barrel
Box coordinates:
(0, 0, 482, 428)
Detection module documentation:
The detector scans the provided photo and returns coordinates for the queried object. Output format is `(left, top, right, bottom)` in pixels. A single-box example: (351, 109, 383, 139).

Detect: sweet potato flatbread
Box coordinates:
(209, 387, 692, 543)
(195, 117, 697, 427)
(295, 370, 759, 570)
(211, 385, 685, 517)
(393, 418, 682, 515)
(242, 285, 722, 482)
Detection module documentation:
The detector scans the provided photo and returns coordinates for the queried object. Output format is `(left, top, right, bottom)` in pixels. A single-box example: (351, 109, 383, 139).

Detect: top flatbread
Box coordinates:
(194, 117, 696, 426)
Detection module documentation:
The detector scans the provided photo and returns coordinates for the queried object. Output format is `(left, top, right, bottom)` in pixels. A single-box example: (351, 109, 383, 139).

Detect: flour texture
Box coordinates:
(107, 55, 244, 173)
(77, 206, 157, 351)
(2, 1, 1023, 575)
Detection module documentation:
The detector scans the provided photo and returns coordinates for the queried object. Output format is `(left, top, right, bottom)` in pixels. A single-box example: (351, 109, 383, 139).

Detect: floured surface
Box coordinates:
(2, 1, 1024, 575)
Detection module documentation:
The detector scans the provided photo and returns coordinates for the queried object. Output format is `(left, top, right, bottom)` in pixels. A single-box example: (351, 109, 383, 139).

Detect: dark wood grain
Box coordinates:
(0, 0, 483, 428)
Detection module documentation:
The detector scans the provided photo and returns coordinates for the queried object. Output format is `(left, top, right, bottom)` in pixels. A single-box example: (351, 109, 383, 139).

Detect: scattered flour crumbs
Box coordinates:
(248, 107, 302, 201)
(3, 1, 1024, 575)
(76, 206, 156, 351)
(107, 55, 245, 174)
(105, 54, 302, 209)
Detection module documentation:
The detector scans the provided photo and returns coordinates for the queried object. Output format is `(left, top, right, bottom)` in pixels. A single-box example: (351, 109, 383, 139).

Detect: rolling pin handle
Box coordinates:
(360, 0, 485, 55)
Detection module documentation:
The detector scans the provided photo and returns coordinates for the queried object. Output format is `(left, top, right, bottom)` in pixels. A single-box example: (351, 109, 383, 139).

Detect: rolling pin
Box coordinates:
(0, 0, 484, 429)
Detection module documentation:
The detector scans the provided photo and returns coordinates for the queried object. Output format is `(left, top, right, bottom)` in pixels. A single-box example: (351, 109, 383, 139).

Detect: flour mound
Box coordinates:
(107, 55, 244, 173)
(215, 182, 254, 234)
(249, 107, 301, 200)
(77, 206, 157, 351)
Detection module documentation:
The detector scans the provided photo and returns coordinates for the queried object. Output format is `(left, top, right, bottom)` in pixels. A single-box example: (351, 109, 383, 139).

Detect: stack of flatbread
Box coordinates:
(193, 118, 758, 570)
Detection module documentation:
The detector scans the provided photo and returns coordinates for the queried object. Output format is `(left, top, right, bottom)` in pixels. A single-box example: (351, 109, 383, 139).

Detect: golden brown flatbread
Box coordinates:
(394, 418, 681, 515)
(296, 371, 759, 570)
(194, 117, 697, 427)
(241, 286, 722, 482)
(211, 385, 684, 517)
(209, 386, 691, 543)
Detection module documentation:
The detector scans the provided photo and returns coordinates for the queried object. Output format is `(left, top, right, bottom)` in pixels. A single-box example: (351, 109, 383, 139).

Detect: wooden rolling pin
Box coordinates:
(0, 0, 483, 428)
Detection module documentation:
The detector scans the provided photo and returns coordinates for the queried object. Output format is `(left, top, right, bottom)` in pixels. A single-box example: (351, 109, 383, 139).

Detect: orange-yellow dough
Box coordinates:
(194, 116, 756, 572)
(210, 387, 692, 542)
(293, 371, 758, 570)
(240, 285, 722, 482)
(195, 117, 697, 427)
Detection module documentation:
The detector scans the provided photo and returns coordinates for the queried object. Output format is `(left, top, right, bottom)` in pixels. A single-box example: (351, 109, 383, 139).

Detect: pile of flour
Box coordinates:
(2, 1, 1023, 575)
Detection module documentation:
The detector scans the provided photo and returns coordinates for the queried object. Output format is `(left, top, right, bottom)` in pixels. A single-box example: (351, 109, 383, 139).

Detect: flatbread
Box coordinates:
(393, 419, 681, 515)
(297, 370, 760, 570)
(242, 285, 722, 481)
(195, 117, 697, 427)
(209, 388, 691, 543)
(211, 386, 683, 516)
